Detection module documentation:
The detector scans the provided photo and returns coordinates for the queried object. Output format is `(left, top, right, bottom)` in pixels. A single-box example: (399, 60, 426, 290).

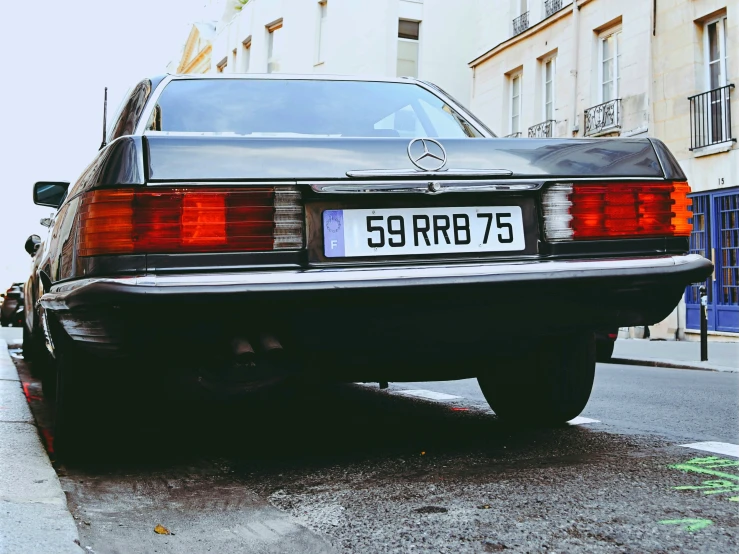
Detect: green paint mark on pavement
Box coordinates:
(659, 518, 714, 532)
(669, 456, 739, 504)
(669, 463, 739, 482)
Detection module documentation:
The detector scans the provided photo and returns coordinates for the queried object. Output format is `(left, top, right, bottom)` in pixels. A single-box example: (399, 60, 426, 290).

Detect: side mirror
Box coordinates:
(33, 181, 70, 209)
(25, 235, 41, 257)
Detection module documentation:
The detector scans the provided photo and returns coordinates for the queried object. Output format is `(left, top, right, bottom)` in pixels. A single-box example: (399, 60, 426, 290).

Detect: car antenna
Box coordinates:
(99, 87, 108, 150)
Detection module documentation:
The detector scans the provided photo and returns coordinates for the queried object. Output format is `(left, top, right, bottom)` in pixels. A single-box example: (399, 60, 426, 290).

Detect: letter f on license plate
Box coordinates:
(323, 206, 525, 258)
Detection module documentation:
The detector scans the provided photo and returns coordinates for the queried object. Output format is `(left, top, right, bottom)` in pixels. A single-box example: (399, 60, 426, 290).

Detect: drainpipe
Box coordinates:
(571, 0, 581, 135)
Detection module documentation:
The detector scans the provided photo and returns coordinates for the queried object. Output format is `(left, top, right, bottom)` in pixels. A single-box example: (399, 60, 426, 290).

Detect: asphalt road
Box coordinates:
(4, 330, 738, 553)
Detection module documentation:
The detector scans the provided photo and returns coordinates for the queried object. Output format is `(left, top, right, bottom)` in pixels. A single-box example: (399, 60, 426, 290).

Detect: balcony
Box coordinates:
(528, 120, 555, 138)
(512, 12, 529, 36)
(584, 99, 621, 136)
(544, 0, 563, 18)
(689, 84, 736, 151)
(505, 131, 522, 138)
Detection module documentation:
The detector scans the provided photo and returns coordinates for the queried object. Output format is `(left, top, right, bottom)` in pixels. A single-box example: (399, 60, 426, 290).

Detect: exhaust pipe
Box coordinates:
(259, 333, 283, 354)
(231, 336, 255, 366)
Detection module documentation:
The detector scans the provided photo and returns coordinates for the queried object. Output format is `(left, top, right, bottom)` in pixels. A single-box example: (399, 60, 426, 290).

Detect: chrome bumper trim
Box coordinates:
(48, 254, 705, 295)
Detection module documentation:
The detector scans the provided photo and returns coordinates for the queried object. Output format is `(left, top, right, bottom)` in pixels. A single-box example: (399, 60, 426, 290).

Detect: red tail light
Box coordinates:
(78, 187, 303, 256)
(542, 181, 692, 241)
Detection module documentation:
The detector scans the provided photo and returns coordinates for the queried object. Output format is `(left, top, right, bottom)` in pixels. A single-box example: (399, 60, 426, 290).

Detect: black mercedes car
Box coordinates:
(27, 74, 711, 453)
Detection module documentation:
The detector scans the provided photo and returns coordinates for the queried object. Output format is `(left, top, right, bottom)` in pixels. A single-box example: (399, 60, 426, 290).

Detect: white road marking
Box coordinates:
(394, 389, 462, 401)
(567, 417, 600, 426)
(680, 441, 739, 458)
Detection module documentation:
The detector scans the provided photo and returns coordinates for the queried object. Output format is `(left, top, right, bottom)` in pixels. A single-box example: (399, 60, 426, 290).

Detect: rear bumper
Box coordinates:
(42, 254, 711, 310)
(40, 255, 712, 366)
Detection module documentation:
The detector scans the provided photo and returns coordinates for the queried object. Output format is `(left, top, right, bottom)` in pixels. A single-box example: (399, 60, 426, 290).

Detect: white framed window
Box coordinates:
(216, 57, 227, 73)
(316, 1, 328, 64)
(705, 16, 728, 90)
(510, 73, 522, 134)
(242, 37, 251, 73)
(599, 29, 621, 102)
(543, 57, 555, 121)
(397, 19, 420, 78)
(267, 20, 283, 74)
(231, 48, 237, 73)
(519, 0, 528, 16)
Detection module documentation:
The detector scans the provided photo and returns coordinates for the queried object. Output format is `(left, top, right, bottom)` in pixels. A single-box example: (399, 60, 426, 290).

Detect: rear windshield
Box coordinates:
(146, 79, 483, 138)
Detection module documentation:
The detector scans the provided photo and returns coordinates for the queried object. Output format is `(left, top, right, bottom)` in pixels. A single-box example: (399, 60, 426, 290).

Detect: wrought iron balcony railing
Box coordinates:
(688, 84, 735, 150)
(505, 131, 522, 138)
(512, 12, 529, 36)
(528, 120, 555, 138)
(584, 98, 621, 136)
(544, 0, 563, 18)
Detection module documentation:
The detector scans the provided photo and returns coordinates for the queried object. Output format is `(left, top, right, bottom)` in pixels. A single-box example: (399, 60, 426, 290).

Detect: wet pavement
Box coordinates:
(5, 332, 739, 553)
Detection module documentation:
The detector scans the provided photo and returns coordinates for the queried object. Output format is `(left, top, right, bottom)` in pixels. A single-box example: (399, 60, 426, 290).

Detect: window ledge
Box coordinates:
(313, 61, 325, 67)
(692, 140, 736, 158)
(586, 125, 621, 138)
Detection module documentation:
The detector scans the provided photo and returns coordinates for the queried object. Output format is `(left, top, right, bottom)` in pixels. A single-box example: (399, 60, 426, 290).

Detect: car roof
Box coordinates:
(164, 73, 421, 85)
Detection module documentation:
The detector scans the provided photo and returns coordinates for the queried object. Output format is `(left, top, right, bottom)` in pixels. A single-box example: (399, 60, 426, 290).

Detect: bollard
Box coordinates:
(699, 285, 708, 361)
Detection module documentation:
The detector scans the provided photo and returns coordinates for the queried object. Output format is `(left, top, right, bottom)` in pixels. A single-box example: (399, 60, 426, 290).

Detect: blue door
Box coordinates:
(685, 188, 739, 333)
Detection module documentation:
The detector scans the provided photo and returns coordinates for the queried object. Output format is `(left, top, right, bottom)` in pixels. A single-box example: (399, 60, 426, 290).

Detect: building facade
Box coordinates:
(651, 0, 738, 338)
(469, 0, 651, 140)
(172, 0, 480, 105)
(470, 0, 738, 338)
(169, 22, 217, 74)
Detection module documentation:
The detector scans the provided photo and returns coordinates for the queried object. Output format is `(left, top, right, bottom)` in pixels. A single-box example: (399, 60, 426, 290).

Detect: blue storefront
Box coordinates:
(685, 187, 739, 333)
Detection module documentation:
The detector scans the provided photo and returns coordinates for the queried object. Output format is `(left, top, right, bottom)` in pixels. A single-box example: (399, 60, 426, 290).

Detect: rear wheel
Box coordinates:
(53, 345, 96, 459)
(22, 323, 33, 360)
(477, 332, 596, 426)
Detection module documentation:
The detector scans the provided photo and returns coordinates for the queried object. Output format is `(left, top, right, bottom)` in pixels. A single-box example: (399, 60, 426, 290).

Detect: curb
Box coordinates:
(607, 356, 738, 373)
(0, 339, 82, 553)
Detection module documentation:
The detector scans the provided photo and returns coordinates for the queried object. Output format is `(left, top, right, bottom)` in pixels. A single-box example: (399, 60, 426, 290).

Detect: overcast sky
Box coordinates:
(0, 0, 211, 288)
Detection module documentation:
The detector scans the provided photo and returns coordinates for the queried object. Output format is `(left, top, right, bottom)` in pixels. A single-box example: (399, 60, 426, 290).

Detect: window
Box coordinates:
(216, 57, 227, 73)
(316, 1, 328, 64)
(693, 15, 731, 146)
(543, 57, 555, 120)
(231, 48, 237, 73)
(600, 30, 621, 102)
(705, 16, 728, 90)
(242, 38, 251, 72)
(397, 20, 420, 78)
(267, 20, 283, 74)
(146, 79, 483, 138)
(519, 0, 528, 16)
(510, 73, 522, 134)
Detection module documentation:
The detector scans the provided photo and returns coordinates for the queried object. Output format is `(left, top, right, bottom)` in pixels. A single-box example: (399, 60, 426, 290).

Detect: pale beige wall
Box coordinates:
(471, 0, 652, 138)
(651, 0, 738, 195)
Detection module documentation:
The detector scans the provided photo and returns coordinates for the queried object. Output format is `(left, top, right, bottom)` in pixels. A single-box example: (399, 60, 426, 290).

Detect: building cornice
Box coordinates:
(183, 45, 213, 74)
(469, 0, 595, 67)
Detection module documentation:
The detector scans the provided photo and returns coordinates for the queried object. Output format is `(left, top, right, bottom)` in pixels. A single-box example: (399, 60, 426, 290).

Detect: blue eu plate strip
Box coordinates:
(323, 210, 345, 258)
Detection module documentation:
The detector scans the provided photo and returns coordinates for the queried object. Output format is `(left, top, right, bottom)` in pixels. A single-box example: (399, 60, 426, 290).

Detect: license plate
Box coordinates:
(323, 206, 526, 258)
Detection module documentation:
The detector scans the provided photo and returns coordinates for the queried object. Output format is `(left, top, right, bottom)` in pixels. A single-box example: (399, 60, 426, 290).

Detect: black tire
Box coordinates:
(22, 323, 33, 360)
(53, 345, 95, 459)
(595, 340, 615, 363)
(477, 332, 596, 426)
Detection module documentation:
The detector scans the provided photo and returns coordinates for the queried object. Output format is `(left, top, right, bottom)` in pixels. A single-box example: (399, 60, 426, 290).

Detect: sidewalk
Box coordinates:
(0, 333, 81, 553)
(611, 338, 739, 373)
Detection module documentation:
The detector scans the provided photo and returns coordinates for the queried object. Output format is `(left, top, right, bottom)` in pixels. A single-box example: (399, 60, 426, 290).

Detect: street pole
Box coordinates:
(699, 285, 708, 361)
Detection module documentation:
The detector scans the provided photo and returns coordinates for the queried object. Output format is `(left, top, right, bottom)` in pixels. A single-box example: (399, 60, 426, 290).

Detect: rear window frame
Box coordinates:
(137, 76, 491, 139)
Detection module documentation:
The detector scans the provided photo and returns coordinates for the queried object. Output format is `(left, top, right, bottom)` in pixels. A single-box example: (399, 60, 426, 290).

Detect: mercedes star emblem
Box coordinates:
(407, 138, 448, 171)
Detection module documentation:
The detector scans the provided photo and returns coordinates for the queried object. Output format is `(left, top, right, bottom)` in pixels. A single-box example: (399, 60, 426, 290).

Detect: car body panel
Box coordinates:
(145, 135, 665, 182)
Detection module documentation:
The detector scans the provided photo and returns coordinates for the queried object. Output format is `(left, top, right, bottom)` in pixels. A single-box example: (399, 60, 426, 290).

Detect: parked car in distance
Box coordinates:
(29, 74, 712, 456)
(0, 283, 25, 327)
